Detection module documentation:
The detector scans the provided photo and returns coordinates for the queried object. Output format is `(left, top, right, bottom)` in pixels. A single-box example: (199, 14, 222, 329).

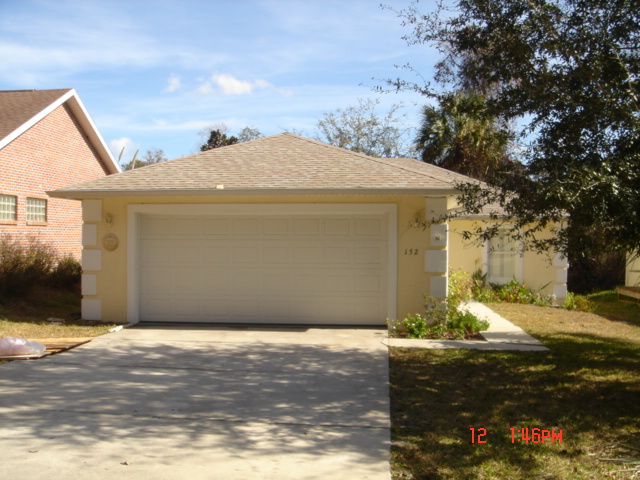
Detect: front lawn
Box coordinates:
(0, 287, 116, 363)
(390, 296, 640, 479)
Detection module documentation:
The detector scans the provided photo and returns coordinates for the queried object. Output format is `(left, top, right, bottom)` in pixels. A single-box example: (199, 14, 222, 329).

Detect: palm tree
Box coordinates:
(416, 91, 515, 180)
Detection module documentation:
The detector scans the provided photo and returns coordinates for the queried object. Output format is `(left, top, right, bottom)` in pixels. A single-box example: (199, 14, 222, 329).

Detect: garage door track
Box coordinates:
(0, 325, 390, 479)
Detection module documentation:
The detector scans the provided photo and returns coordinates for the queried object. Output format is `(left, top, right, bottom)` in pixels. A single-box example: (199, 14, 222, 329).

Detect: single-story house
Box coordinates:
(49, 133, 568, 325)
(0, 88, 120, 258)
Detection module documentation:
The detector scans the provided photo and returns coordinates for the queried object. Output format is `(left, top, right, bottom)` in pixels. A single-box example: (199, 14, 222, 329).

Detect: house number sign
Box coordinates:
(404, 249, 419, 256)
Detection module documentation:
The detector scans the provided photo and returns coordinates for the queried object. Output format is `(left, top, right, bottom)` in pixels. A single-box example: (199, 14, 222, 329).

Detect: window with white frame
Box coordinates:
(0, 194, 17, 221)
(26, 197, 47, 222)
(487, 231, 516, 284)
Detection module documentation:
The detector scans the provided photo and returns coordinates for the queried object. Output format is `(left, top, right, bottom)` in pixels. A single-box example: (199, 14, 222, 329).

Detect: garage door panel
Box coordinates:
(202, 218, 231, 235)
(324, 274, 351, 292)
(353, 298, 386, 320)
(198, 271, 228, 291)
(293, 273, 324, 292)
(294, 218, 321, 235)
(325, 246, 351, 264)
(230, 299, 260, 319)
(171, 270, 202, 294)
(263, 271, 293, 293)
(356, 218, 383, 235)
(201, 299, 230, 317)
(355, 246, 383, 264)
(142, 296, 173, 317)
(325, 218, 351, 235)
(294, 246, 321, 263)
(263, 246, 290, 263)
(173, 240, 204, 264)
(172, 218, 202, 235)
(139, 212, 390, 324)
(142, 241, 174, 264)
(173, 298, 201, 317)
(264, 218, 289, 235)
(141, 268, 175, 293)
(230, 271, 263, 293)
(202, 244, 231, 263)
(233, 246, 262, 263)
(234, 218, 260, 235)
(355, 274, 382, 292)
(143, 217, 172, 236)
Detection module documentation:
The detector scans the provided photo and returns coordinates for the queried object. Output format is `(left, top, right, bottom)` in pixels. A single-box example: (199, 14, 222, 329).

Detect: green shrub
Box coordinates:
(0, 234, 80, 298)
(471, 270, 498, 302)
(448, 309, 490, 336)
(0, 235, 58, 298)
(402, 313, 431, 339)
(397, 295, 489, 340)
(487, 278, 553, 306)
(47, 255, 82, 288)
(389, 269, 552, 339)
(562, 291, 596, 312)
(448, 269, 473, 309)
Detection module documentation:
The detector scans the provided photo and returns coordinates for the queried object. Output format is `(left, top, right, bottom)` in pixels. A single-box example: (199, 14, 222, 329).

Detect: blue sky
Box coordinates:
(0, 0, 438, 163)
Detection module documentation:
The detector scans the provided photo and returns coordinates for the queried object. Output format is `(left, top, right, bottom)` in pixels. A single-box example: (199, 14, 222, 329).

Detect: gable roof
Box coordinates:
(0, 88, 120, 174)
(50, 133, 477, 198)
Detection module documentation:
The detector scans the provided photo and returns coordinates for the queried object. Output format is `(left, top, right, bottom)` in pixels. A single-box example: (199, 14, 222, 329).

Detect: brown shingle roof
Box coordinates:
(0, 88, 120, 174)
(0, 89, 72, 142)
(50, 133, 476, 198)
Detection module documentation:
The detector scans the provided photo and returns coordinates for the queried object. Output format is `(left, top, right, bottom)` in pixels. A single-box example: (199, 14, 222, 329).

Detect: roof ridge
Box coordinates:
(0, 88, 72, 93)
(278, 133, 477, 184)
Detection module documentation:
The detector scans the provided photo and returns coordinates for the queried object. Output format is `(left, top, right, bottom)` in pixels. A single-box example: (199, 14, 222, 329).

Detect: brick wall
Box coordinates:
(0, 103, 111, 259)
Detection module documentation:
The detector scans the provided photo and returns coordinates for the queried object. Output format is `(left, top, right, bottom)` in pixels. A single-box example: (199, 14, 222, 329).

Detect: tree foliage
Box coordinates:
(388, 0, 640, 256)
(201, 129, 239, 151)
(416, 90, 517, 180)
(141, 148, 168, 165)
(199, 124, 263, 151)
(120, 147, 168, 171)
(315, 97, 414, 158)
(237, 126, 263, 143)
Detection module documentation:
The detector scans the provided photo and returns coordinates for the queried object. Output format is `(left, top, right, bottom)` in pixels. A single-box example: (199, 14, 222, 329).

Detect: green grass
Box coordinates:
(0, 287, 116, 363)
(588, 290, 640, 326)
(390, 295, 640, 479)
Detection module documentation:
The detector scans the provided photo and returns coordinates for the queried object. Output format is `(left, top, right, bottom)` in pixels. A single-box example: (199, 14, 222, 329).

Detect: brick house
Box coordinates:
(0, 89, 120, 258)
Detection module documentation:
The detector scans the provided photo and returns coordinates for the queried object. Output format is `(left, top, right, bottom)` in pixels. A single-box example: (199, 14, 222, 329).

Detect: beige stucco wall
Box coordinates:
(448, 219, 568, 300)
(627, 252, 640, 286)
(81, 195, 567, 324)
(81, 194, 437, 324)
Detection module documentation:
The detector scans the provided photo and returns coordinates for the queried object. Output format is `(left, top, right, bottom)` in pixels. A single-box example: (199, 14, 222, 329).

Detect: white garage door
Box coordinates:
(138, 210, 391, 324)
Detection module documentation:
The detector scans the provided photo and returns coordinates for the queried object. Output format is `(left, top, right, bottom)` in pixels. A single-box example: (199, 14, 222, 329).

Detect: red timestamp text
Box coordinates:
(469, 427, 563, 444)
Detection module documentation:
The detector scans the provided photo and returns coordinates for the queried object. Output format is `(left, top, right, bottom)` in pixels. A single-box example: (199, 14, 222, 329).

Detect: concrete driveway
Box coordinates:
(0, 325, 390, 479)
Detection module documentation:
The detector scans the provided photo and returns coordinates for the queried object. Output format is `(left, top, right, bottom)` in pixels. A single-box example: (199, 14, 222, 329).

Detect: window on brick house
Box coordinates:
(0, 194, 17, 221)
(26, 198, 47, 222)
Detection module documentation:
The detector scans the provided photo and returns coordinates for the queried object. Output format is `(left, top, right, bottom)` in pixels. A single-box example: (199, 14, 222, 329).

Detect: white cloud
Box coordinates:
(212, 74, 266, 95)
(109, 137, 140, 161)
(194, 81, 214, 95)
(192, 74, 291, 97)
(163, 74, 182, 93)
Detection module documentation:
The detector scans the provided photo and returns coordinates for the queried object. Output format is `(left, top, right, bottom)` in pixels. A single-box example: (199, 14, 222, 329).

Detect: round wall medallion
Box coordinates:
(103, 233, 119, 252)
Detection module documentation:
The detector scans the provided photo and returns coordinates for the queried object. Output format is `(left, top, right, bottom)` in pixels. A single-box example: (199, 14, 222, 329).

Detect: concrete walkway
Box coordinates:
(386, 301, 548, 351)
(0, 326, 390, 480)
